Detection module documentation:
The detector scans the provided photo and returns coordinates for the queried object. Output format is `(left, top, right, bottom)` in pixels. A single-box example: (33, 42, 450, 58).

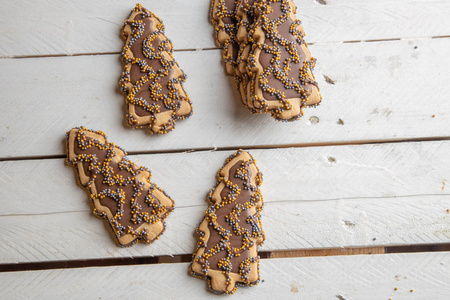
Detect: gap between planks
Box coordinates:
(1, 244, 449, 273)
(2, 135, 450, 162)
(3, 35, 450, 60)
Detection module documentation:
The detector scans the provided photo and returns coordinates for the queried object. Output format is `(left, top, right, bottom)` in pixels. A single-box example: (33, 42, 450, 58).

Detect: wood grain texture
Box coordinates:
(3, 141, 450, 215)
(1, 195, 448, 264)
(0, 0, 211, 57)
(0, 196, 450, 263)
(1, 142, 449, 263)
(1, 253, 449, 299)
(1, 0, 449, 57)
(2, 38, 450, 158)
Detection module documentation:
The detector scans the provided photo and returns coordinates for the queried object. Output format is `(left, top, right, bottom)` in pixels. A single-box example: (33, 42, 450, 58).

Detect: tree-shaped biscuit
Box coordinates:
(210, 0, 321, 121)
(66, 127, 174, 247)
(119, 3, 193, 134)
(239, 0, 321, 121)
(190, 150, 264, 294)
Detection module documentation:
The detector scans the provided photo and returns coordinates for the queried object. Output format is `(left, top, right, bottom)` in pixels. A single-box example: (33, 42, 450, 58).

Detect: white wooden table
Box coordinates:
(1, 0, 450, 299)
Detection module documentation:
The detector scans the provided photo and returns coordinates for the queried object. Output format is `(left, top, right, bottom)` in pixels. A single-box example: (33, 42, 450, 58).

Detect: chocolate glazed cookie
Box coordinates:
(119, 4, 193, 134)
(190, 150, 264, 294)
(66, 127, 174, 247)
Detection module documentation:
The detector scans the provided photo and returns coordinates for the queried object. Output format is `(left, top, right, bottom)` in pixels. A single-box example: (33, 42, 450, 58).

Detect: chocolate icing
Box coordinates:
(119, 4, 192, 134)
(190, 150, 264, 295)
(66, 127, 174, 247)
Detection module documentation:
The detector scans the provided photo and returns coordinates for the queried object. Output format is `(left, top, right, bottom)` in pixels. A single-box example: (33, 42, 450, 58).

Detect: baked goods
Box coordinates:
(66, 126, 174, 247)
(119, 3, 193, 134)
(190, 150, 264, 294)
(210, 0, 321, 121)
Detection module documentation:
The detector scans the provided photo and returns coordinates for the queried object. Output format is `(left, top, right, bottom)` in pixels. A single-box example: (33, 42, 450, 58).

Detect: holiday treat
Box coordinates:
(66, 126, 174, 247)
(190, 150, 264, 295)
(210, 0, 321, 121)
(234, 0, 256, 107)
(240, 0, 321, 121)
(119, 3, 192, 134)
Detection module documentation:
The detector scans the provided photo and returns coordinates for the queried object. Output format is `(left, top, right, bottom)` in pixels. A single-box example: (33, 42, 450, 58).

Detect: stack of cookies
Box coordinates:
(210, 0, 321, 121)
(66, 127, 175, 247)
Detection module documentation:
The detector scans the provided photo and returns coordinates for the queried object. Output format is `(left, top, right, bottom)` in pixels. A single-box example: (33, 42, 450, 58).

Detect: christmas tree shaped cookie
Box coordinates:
(210, 0, 321, 121)
(119, 3, 193, 134)
(190, 150, 264, 294)
(239, 0, 321, 121)
(66, 127, 174, 247)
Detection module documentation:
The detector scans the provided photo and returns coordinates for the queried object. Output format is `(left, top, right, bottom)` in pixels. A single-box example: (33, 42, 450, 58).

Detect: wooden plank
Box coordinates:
(3, 141, 450, 215)
(0, 0, 212, 57)
(1, 0, 450, 57)
(303, 0, 450, 44)
(1, 190, 449, 263)
(1, 253, 449, 299)
(2, 38, 450, 158)
(1, 141, 450, 263)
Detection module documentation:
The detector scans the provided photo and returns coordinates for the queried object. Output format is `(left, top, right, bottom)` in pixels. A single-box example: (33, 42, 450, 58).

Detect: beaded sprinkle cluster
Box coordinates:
(66, 126, 174, 247)
(119, 3, 193, 134)
(190, 150, 264, 295)
(210, 0, 321, 121)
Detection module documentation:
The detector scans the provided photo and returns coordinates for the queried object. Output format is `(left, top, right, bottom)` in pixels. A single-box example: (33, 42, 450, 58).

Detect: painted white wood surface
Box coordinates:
(2, 253, 450, 299)
(0, 0, 448, 298)
(2, 38, 450, 158)
(2, 141, 450, 215)
(1, 143, 449, 263)
(1, 0, 450, 57)
(2, 195, 449, 264)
